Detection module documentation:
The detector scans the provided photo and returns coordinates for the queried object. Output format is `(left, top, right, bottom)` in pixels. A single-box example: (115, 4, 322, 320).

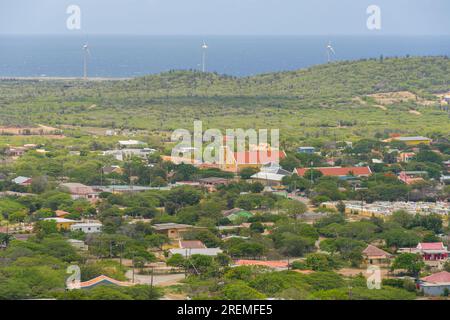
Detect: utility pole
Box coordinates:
(150, 266, 154, 289)
(132, 251, 135, 284)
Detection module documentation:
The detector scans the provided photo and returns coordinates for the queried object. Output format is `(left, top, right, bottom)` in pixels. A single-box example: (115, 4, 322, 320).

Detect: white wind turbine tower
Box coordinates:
(82, 43, 91, 79)
(201, 41, 208, 72)
(326, 41, 336, 63)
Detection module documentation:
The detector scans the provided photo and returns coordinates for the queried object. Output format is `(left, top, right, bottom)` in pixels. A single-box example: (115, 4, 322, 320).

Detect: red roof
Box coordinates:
(418, 242, 446, 251)
(233, 151, 286, 165)
(78, 275, 133, 289)
(179, 240, 206, 249)
(362, 245, 392, 258)
(295, 166, 372, 177)
(422, 271, 450, 284)
(55, 210, 70, 217)
(235, 260, 288, 268)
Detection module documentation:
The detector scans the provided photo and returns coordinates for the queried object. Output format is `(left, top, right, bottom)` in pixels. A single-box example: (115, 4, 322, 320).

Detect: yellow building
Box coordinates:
(43, 217, 77, 230)
(391, 136, 432, 146)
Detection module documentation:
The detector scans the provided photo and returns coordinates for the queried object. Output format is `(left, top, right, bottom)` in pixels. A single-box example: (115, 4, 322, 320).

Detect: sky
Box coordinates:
(1, 0, 450, 35)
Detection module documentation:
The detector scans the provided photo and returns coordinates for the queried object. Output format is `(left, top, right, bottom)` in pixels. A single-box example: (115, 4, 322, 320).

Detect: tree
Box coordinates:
(145, 234, 170, 250)
(336, 201, 346, 214)
(250, 222, 265, 234)
(239, 167, 259, 180)
(166, 254, 186, 268)
(391, 253, 425, 277)
(390, 210, 413, 229)
(280, 200, 307, 219)
(305, 253, 335, 271)
(304, 169, 323, 182)
(165, 186, 202, 214)
(280, 156, 300, 172)
(279, 234, 315, 257)
(0, 233, 13, 247)
(415, 150, 443, 164)
(249, 182, 264, 194)
(221, 282, 266, 300)
(33, 220, 58, 239)
(31, 176, 49, 194)
(383, 229, 420, 248)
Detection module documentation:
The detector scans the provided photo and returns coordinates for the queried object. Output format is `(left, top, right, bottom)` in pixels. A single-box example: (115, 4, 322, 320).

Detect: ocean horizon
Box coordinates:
(1, 35, 450, 78)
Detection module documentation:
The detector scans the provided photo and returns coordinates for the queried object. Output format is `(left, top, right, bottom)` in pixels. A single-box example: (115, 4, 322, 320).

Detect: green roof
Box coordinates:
(228, 211, 253, 221)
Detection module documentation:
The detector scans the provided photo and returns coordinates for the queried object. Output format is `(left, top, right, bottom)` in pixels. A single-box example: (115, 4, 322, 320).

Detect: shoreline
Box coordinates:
(0, 76, 131, 81)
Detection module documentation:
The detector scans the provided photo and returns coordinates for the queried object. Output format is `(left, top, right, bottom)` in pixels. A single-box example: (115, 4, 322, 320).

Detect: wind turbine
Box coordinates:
(326, 41, 336, 63)
(82, 43, 91, 79)
(201, 41, 208, 72)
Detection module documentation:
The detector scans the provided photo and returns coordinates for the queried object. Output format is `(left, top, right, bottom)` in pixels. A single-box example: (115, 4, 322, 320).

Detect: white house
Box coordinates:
(169, 248, 223, 257)
(70, 222, 102, 234)
(103, 148, 156, 161)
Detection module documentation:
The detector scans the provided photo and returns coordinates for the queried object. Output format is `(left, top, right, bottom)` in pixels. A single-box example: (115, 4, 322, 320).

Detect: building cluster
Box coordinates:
(323, 200, 450, 218)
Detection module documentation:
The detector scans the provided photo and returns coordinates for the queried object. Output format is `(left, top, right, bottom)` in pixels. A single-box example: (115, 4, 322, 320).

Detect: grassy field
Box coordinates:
(0, 56, 449, 148)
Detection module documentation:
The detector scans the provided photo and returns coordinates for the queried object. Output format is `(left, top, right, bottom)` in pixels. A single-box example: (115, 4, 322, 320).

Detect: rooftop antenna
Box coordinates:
(201, 41, 208, 72)
(326, 41, 335, 63)
(82, 43, 91, 79)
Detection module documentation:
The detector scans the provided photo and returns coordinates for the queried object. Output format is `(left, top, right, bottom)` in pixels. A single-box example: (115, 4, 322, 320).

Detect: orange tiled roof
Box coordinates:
(295, 166, 372, 177)
(55, 210, 70, 217)
(233, 151, 286, 165)
(79, 275, 133, 289)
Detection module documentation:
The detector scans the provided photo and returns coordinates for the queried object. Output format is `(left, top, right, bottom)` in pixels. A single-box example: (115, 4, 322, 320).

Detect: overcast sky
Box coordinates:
(1, 0, 449, 35)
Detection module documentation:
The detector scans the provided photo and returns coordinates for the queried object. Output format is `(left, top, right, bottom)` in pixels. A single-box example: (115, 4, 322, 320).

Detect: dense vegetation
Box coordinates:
(0, 56, 449, 146)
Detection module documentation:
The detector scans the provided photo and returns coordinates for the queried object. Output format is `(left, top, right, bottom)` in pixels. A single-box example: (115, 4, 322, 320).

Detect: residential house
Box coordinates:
(224, 209, 253, 223)
(92, 185, 157, 194)
(103, 148, 156, 161)
(178, 240, 206, 249)
(102, 165, 123, 175)
(399, 242, 449, 268)
(55, 210, 71, 218)
(153, 223, 202, 240)
(12, 176, 32, 186)
(77, 275, 133, 290)
(70, 222, 102, 234)
(294, 166, 372, 178)
(362, 245, 392, 266)
(297, 147, 316, 154)
(59, 183, 100, 203)
(398, 171, 428, 185)
(169, 247, 223, 257)
(6, 147, 26, 157)
(250, 163, 292, 186)
(420, 271, 450, 296)
(388, 136, 432, 146)
(220, 147, 287, 173)
(43, 217, 78, 231)
(198, 177, 231, 191)
(397, 152, 416, 163)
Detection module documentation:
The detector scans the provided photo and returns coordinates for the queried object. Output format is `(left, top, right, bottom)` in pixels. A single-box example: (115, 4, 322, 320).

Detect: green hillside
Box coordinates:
(0, 56, 449, 145)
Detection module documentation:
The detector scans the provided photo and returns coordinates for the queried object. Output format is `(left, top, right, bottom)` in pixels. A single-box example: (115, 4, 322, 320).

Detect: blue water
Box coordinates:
(0, 35, 450, 78)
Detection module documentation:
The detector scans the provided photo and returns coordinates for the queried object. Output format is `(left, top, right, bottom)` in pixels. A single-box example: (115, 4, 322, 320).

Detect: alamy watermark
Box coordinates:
(366, 265, 382, 290)
(367, 5, 381, 30)
(66, 5, 81, 30)
(66, 265, 81, 290)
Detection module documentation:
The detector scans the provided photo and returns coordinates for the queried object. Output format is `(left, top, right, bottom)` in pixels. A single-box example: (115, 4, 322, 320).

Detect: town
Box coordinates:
(0, 127, 449, 300)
